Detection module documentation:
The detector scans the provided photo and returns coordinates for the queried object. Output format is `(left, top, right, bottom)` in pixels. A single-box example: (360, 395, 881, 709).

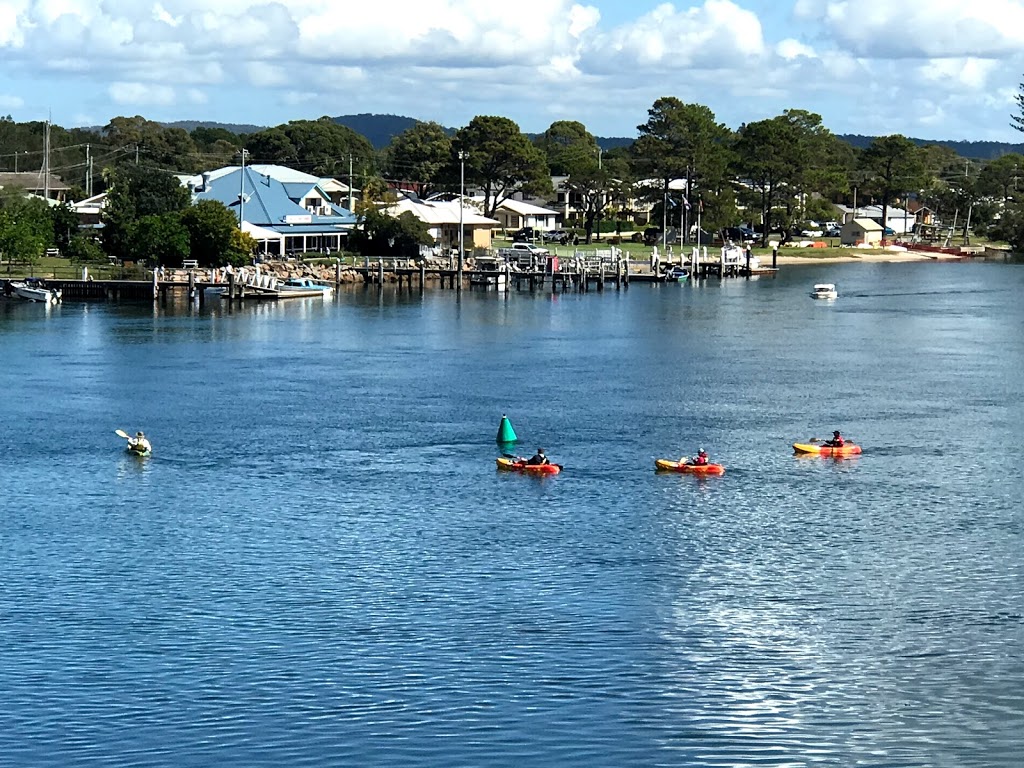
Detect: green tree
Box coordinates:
(1013, 76, 1024, 134)
(732, 118, 793, 242)
(535, 120, 599, 177)
(180, 199, 239, 267)
(49, 201, 80, 253)
(131, 213, 190, 266)
(348, 209, 431, 257)
(859, 135, 926, 238)
(384, 121, 452, 197)
(65, 235, 107, 265)
(453, 116, 551, 219)
(246, 117, 377, 178)
(978, 153, 1024, 203)
(101, 165, 190, 261)
(633, 98, 733, 241)
(0, 190, 52, 265)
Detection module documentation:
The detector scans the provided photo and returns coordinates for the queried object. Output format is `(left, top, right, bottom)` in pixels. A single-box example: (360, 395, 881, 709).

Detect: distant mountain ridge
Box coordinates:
(163, 115, 1024, 159)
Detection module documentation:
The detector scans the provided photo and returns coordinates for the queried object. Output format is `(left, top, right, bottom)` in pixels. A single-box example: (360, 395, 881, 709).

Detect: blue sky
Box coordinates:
(3, 0, 1024, 143)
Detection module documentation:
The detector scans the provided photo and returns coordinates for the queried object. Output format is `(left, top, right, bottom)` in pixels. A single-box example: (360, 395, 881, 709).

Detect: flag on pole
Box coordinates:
(683, 196, 691, 211)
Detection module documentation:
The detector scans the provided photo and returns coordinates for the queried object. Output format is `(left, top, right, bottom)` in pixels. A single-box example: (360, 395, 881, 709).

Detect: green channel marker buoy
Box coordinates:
(496, 414, 518, 444)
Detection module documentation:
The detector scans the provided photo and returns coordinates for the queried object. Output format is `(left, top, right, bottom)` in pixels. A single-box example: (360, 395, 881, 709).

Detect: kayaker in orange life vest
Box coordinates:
(824, 430, 845, 447)
(688, 448, 709, 466)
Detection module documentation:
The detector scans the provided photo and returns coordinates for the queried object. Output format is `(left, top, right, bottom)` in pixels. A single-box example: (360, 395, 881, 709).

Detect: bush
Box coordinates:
(65, 235, 108, 264)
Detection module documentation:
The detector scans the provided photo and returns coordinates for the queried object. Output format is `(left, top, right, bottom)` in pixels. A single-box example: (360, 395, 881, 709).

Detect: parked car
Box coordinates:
(511, 227, 539, 242)
(499, 242, 550, 257)
(543, 229, 570, 244)
(722, 226, 756, 242)
(824, 224, 842, 237)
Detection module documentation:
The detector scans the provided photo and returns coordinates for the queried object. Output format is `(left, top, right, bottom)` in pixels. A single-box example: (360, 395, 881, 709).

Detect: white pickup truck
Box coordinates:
(497, 242, 550, 259)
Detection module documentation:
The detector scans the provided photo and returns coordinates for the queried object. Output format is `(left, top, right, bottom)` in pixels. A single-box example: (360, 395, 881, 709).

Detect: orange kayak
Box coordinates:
(496, 457, 561, 475)
(654, 458, 725, 475)
(792, 442, 862, 456)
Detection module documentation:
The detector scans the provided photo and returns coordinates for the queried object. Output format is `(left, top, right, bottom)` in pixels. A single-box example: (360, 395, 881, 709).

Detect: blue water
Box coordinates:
(2, 261, 1022, 767)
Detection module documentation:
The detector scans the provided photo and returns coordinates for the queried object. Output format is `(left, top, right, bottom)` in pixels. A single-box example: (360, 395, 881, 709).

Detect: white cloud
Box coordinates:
(109, 82, 177, 106)
(0, 94, 25, 109)
(799, 0, 1024, 58)
(776, 38, 815, 60)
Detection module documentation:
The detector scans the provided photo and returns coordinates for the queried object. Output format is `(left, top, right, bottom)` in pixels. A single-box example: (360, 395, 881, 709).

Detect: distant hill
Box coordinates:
(838, 134, 1024, 160)
(330, 113, 637, 150)
(330, 114, 423, 148)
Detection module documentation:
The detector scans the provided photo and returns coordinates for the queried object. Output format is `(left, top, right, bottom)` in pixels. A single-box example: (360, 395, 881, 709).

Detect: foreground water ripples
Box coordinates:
(2, 263, 1023, 766)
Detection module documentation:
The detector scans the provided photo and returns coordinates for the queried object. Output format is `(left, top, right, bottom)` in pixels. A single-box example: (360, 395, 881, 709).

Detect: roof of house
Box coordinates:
(492, 198, 558, 217)
(390, 193, 499, 227)
(0, 171, 69, 191)
(191, 167, 356, 232)
(846, 217, 883, 231)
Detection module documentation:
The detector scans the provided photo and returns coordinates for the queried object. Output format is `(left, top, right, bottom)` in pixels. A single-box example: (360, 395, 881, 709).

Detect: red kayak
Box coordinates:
(496, 457, 561, 475)
(654, 458, 725, 475)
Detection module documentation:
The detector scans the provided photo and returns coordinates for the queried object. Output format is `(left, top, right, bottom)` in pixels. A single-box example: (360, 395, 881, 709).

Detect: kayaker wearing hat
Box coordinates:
(824, 430, 844, 447)
(128, 431, 152, 453)
(526, 448, 550, 466)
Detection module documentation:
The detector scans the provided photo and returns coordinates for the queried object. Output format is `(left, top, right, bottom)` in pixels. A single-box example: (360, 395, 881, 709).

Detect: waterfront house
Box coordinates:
(836, 204, 915, 235)
(841, 217, 883, 246)
(184, 167, 357, 257)
(491, 198, 558, 233)
(0, 171, 70, 202)
(389, 192, 499, 252)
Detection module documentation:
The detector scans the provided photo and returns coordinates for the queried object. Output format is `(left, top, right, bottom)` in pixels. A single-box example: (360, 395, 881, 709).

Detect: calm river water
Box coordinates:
(1, 261, 1022, 767)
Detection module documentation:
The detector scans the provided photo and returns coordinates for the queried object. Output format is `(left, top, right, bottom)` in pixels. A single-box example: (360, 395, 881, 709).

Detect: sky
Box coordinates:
(3, 0, 1024, 143)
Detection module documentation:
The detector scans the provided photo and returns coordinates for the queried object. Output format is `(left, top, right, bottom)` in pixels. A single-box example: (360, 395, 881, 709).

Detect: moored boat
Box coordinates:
(277, 277, 334, 297)
(811, 283, 838, 299)
(12, 279, 62, 303)
(496, 457, 561, 475)
(654, 458, 725, 475)
(792, 442, 861, 456)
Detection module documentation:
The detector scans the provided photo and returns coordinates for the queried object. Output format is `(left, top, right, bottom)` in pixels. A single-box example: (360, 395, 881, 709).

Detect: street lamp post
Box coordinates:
(458, 150, 467, 290)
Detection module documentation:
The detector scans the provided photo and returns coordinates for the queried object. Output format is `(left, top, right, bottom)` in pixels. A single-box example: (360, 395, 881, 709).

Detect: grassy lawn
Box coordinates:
(2, 257, 145, 280)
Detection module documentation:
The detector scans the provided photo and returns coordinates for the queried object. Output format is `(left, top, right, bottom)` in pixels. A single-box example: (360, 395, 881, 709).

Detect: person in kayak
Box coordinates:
(526, 448, 550, 466)
(687, 448, 709, 466)
(824, 430, 845, 447)
(129, 431, 152, 453)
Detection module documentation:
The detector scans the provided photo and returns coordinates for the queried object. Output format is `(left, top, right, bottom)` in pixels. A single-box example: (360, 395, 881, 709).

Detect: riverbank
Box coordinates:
(771, 248, 966, 265)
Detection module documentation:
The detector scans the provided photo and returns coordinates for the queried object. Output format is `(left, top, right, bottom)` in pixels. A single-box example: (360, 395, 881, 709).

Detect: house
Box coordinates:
(389, 192, 499, 250)
(836, 204, 914, 234)
(841, 217, 883, 246)
(70, 192, 107, 229)
(490, 198, 558, 233)
(185, 166, 357, 256)
(0, 171, 70, 202)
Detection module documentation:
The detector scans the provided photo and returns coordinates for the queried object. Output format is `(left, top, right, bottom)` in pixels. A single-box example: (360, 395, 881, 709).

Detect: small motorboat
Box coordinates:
(277, 277, 334, 297)
(496, 457, 561, 475)
(663, 266, 689, 282)
(12, 278, 62, 303)
(654, 458, 725, 475)
(811, 283, 838, 299)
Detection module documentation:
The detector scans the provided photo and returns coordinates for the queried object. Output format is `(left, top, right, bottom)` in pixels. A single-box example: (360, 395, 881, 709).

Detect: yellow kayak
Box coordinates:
(792, 442, 861, 457)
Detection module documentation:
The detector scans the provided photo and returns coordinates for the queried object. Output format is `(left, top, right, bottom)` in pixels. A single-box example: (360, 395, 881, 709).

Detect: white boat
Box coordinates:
(811, 283, 838, 300)
(277, 277, 334, 297)
(12, 279, 62, 303)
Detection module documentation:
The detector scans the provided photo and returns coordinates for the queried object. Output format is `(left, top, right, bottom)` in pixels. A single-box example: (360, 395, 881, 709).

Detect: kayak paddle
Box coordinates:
(115, 429, 131, 440)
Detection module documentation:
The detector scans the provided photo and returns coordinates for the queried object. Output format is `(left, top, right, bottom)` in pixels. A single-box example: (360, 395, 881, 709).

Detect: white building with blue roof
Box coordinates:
(183, 166, 357, 257)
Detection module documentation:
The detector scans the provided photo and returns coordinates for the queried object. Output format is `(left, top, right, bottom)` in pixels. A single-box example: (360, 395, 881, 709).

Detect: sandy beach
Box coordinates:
(771, 248, 965, 265)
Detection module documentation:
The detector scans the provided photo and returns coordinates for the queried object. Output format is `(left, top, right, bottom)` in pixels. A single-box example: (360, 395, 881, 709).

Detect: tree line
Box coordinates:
(3, 93, 1024, 265)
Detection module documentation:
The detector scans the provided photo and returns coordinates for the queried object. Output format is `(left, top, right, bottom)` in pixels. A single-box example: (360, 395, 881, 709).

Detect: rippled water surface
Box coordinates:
(2, 261, 1023, 767)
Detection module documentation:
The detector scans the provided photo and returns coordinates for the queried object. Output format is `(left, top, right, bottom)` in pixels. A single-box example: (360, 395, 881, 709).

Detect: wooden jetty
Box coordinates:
(1, 246, 777, 304)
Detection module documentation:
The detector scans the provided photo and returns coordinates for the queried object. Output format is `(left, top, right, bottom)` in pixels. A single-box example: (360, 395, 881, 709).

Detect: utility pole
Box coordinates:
(458, 150, 467, 289)
(348, 153, 354, 210)
(238, 148, 248, 226)
(85, 144, 92, 196)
